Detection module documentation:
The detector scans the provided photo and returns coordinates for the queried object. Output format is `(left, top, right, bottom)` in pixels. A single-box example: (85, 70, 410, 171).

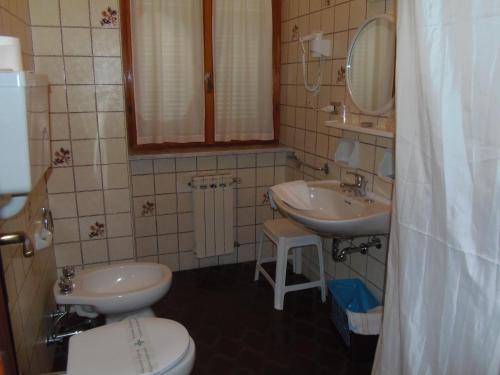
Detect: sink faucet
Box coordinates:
(340, 171, 367, 197)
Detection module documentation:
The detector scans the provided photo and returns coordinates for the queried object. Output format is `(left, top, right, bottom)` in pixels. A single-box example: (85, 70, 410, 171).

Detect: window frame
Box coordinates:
(120, 0, 281, 153)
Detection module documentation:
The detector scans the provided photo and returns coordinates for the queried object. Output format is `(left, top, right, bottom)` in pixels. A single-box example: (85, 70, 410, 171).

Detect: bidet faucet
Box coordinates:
(62, 265, 76, 279)
(58, 276, 73, 295)
(340, 171, 367, 197)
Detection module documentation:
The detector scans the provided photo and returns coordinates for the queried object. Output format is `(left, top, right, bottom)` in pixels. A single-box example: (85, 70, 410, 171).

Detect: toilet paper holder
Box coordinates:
(0, 232, 34, 257)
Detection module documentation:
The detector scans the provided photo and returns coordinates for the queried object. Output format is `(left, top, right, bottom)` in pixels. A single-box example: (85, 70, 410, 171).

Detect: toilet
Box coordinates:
(67, 318, 195, 375)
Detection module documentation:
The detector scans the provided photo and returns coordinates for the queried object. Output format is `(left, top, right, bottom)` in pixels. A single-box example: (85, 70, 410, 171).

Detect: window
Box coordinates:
(120, 0, 281, 152)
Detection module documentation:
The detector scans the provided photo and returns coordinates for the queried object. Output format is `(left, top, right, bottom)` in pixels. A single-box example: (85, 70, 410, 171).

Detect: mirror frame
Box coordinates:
(346, 14, 396, 116)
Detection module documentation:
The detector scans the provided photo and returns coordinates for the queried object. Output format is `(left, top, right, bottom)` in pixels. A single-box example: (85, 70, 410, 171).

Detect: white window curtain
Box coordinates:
(213, 0, 274, 142)
(131, 0, 205, 144)
(373, 2, 500, 374)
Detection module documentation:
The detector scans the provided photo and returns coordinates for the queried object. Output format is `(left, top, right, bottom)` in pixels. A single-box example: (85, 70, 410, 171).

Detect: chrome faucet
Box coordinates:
(62, 265, 76, 279)
(58, 266, 76, 295)
(340, 171, 367, 197)
(58, 277, 73, 295)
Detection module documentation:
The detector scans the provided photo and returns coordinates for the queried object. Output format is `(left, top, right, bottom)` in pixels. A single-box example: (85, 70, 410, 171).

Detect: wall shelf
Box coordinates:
(325, 121, 394, 139)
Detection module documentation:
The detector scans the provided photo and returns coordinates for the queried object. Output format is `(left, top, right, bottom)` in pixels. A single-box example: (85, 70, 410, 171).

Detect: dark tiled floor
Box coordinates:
(53, 262, 373, 374)
(153, 262, 373, 375)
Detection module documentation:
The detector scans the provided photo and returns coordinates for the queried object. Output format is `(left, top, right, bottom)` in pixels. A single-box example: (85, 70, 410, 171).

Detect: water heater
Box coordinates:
(0, 71, 50, 219)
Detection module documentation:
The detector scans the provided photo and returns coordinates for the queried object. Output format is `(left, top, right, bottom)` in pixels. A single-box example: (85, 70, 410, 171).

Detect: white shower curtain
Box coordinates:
(373, 1, 500, 374)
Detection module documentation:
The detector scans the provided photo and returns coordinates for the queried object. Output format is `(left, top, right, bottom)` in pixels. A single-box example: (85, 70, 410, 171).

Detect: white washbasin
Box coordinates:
(272, 180, 391, 236)
(54, 262, 172, 318)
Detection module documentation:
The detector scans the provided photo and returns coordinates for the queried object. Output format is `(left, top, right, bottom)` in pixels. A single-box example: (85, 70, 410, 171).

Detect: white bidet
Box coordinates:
(54, 262, 172, 324)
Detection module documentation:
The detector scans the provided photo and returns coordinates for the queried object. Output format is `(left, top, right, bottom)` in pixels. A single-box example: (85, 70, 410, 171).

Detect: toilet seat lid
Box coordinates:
(67, 318, 190, 375)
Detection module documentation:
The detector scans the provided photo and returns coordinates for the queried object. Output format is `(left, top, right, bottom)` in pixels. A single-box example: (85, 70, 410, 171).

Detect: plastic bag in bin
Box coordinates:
(329, 278, 383, 335)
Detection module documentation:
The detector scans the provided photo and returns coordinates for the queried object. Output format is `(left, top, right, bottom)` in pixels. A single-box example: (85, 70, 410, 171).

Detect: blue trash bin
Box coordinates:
(328, 278, 381, 362)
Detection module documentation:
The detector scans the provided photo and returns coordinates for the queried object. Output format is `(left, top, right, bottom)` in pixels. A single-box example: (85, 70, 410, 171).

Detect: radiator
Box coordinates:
(191, 174, 234, 258)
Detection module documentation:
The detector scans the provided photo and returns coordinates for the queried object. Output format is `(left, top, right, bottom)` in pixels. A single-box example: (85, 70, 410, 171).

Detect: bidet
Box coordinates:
(54, 262, 172, 324)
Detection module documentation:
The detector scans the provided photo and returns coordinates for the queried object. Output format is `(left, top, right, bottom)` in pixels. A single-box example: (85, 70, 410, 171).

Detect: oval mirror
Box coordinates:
(346, 15, 396, 115)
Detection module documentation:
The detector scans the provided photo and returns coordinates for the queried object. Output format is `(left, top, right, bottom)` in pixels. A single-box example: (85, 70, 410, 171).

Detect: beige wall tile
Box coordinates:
(97, 111, 126, 138)
(159, 253, 179, 271)
(62, 27, 92, 55)
(100, 138, 127, 164)
(32, 27, 62, 55)
(95, 85, 124, 111)
(69, 112, 99, 139)
(47, 168, 75, 193)
(72, 139, 100, 165)
(34, 56, 65, 84)
(106, 213, 132, 237)
(50, 114, 70, 140)
(135, 216, 156, 237)
(29, 0, 60, 26)
(65, 57, 95, 84)
(76, 191, 104, 216)
(54, 242, 82, 266)
(74, 165, 102, 191)
(60, 0, 90, 27)
(49, 85, 68, 113)
(91, 28, 121, 56)
(82, 239, 108, 263)
(67, 85, 96, 112)
(136, 236, 158, 257)
(53, 218, 80, 243)
(102, 164, 129, 189)
(49, 193, 77, 219)
(108, 236, 134, 260)
(154, 174, 176, 194)
(104, 188, 131, 213)
(153, 159, 175, 174)
(94, 57, 123, 84)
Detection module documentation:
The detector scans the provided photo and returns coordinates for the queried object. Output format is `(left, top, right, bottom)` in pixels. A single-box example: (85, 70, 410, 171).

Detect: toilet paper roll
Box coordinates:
(0, 36, 23, 71)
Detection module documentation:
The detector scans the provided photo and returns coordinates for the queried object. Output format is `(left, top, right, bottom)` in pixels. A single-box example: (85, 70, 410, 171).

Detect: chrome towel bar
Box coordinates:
(288, 153, 329, 175)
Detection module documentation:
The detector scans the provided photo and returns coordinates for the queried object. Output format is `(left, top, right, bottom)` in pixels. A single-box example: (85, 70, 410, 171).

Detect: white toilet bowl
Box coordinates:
(54, 262, 172, 323)
(67, 318, 195, 375)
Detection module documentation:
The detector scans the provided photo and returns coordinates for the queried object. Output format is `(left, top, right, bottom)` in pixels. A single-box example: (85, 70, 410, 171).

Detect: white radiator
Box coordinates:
(191, 174, 234, 258)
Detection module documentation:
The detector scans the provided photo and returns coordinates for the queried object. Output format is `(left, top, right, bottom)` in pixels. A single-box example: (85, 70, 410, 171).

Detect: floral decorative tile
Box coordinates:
(89, 221, 105, 239)
(53, 147, 71, 166)
(100, 7, 118, 27)
(141, 201, 155, 216)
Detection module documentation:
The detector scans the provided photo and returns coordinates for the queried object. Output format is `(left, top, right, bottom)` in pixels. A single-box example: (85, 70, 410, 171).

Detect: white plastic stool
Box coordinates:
(254, 218, 326, 310)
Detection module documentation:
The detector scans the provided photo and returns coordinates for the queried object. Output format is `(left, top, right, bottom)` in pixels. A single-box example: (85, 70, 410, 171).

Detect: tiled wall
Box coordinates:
(279, 0, 395, 301)
(129, 150, 287, 271)
(31, 0, 291, 274)
(0, 1, 58, 374)
(29, 0, 136, 271)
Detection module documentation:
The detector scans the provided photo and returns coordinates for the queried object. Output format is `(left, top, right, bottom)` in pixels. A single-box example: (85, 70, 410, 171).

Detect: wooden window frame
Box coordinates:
(120, 0, 281, 153)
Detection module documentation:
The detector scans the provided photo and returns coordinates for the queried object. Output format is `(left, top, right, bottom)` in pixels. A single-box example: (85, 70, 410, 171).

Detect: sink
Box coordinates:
(271, 180, 391, 236)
